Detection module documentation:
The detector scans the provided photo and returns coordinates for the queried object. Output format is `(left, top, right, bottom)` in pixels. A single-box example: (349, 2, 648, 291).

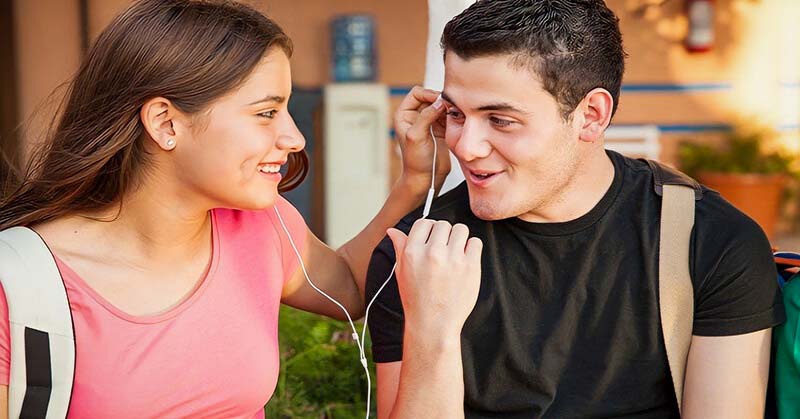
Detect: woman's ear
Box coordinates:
(576, 88, 614, 143)
(140, 97, 180, 151)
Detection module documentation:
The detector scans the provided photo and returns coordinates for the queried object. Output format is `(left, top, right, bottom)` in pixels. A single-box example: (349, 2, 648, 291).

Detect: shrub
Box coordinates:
(265, 306, 376, 419)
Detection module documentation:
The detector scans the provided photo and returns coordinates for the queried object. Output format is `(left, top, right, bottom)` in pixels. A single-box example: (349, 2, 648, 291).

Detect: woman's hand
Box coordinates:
(386, 220, 482, 337)
(393, 86, 451, 193)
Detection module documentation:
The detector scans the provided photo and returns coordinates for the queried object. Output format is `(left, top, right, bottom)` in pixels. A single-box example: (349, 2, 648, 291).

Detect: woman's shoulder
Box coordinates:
(26, 216, 96, 263)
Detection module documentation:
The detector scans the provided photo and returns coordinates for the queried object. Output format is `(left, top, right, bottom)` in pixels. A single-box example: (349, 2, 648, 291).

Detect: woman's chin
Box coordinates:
(249, 195, 279, 211)
(222, 192, 278, 211)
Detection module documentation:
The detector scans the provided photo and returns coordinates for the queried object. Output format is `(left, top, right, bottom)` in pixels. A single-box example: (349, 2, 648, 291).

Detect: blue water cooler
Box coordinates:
(330, 15, 376, 82)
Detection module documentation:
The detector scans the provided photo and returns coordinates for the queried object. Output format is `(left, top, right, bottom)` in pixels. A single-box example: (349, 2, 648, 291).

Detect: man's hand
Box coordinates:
(382, 220, 481, 419)
(387, 220, 482, 335)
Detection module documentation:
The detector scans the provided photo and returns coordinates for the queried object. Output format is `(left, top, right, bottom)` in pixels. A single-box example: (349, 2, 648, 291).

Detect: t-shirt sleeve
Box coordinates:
(365, 217, 415, 363)
(0, 283, 10, 385)
(272, 196, 309, 285)
(691, 194, 785, 336)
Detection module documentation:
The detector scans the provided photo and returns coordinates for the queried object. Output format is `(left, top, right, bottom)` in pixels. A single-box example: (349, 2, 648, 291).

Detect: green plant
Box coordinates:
(265, 306, 376, 419)
(678, 126, 799, 179)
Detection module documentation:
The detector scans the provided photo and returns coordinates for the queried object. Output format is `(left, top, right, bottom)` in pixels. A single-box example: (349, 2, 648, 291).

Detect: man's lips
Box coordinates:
(466, 168, 503, 187)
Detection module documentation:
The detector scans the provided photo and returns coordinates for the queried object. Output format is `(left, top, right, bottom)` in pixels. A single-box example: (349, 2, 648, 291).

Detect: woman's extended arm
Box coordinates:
(281, 87, 449, 319)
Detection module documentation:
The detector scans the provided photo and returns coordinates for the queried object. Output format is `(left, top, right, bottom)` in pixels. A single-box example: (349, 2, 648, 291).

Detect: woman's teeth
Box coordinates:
(259, 164, 281, 174)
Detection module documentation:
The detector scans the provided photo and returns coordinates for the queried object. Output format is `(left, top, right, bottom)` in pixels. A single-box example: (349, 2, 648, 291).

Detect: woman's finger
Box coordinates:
(404, 97, 445, 146)
(397, 86, 440, 114)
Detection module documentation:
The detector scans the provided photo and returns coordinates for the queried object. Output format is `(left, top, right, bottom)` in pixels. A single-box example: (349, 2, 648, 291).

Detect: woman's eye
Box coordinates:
(258, 110, 277, 119)
(490, 117, 514, 127)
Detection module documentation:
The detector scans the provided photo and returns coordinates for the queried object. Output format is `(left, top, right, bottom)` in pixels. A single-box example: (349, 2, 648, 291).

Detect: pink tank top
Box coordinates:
(0, 197, 307, 418)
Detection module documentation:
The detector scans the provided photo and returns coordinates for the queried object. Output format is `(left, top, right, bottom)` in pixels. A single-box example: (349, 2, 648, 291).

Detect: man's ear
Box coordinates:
(140, 97, 181, 151)
(576, 88, 614, 143)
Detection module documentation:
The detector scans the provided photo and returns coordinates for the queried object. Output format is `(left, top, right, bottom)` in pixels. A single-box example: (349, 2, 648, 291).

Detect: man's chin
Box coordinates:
(468, 198, 508, 221)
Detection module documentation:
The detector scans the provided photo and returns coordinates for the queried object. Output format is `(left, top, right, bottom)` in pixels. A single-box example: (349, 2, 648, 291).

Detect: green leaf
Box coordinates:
(266, 306, 377, 418)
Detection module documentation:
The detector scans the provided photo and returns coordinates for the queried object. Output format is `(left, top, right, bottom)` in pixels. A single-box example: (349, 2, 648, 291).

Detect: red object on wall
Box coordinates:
(686, 0, 714, 53)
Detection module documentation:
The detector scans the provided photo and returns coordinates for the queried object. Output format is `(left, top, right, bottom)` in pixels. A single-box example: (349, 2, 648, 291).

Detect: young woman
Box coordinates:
(0, 0, 479, 417)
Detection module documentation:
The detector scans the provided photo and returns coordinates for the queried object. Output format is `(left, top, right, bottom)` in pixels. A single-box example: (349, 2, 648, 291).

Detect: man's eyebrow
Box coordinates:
(476, 102, 527, 113)
(441, 91, 458, 108)
(247, 95, 286, 106)
(440, 91, 527, 114)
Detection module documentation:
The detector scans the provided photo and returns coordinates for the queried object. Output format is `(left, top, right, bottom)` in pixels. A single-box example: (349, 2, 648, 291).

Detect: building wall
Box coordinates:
(11, 0, 799, 183)
(614, 0, 799, 162)
(0, 0, 19, 169)
(12, 0, 82, 159)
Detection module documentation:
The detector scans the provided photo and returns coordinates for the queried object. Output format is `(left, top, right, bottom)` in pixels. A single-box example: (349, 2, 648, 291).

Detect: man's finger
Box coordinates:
(386, 228, 409, 261)
(465, 237, 484, 261)
(408, 219, 435, 244)
(448, 223, 470, 251)
(427, 220, 453, 247)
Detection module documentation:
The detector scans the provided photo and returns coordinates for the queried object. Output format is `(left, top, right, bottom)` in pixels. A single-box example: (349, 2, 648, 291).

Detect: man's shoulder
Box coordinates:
(610, 153, 765, 247)
(614, 154, 756, 233)
(694, 186, 769, 244)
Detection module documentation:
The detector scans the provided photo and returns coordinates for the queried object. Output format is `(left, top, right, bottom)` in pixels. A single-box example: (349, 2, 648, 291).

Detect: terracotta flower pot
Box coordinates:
(698, 172, 787, 240)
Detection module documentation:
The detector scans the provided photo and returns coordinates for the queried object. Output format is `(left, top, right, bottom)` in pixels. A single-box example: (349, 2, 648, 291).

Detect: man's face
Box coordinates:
(442, 52, 583, 221)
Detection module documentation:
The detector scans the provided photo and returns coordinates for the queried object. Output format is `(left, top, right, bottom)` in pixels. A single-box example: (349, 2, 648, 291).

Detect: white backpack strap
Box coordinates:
(0, 227, 75, 418)
(658, 184, 696, 413)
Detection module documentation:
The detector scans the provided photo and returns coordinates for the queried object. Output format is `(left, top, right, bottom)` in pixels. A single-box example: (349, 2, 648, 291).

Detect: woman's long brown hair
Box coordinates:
(0, 0, 308, 230)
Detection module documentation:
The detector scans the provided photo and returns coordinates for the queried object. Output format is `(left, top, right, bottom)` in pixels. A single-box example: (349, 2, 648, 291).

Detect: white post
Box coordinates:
(425, 0, 475, 194)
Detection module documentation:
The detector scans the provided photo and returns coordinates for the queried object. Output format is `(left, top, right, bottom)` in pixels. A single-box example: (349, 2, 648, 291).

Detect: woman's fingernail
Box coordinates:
(432, 97, 443, 109)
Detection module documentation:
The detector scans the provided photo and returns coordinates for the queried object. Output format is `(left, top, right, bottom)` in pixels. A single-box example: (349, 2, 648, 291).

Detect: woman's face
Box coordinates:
(171, 47, 304, 211)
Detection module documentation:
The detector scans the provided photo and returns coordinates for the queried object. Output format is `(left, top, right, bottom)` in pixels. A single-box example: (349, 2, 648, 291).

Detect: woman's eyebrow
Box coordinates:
(247, 95, 286, 106)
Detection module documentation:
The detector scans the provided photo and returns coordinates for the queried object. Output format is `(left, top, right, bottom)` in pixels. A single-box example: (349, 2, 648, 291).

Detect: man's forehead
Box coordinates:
(442, 53, 549, 108)
(444, 51, 543, 84)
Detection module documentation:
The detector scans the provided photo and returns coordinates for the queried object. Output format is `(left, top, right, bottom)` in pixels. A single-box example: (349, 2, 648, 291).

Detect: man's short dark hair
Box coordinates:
(441, 0, 626, 120)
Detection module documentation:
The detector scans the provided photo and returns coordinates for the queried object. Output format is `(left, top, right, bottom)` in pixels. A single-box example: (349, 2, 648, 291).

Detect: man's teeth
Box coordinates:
(259, 164, 281, 173)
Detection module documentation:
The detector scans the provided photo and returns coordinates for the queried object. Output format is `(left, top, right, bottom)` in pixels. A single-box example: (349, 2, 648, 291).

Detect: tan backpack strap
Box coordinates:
(659, 184, 696, 413)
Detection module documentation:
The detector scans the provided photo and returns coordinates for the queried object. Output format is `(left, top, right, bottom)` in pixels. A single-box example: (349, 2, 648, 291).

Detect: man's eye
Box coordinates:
(490, 117, 514, 127)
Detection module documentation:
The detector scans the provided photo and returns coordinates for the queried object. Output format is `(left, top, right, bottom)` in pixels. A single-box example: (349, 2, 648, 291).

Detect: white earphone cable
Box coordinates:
(275, 122, 439, 419)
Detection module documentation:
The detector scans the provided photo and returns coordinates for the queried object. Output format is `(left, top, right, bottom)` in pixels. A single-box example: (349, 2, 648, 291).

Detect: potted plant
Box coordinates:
(679, 125, 799, 240)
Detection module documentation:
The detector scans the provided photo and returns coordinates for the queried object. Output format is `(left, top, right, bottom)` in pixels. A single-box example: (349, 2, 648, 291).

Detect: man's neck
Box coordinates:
(518, 150, 615, 224)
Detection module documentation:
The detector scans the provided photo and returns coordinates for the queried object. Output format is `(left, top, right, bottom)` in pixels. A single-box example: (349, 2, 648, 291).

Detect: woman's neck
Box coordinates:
(60, 177, 213, 267)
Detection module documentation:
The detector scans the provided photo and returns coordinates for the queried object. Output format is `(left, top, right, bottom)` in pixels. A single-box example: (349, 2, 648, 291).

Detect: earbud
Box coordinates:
(422, 124, 438, 218)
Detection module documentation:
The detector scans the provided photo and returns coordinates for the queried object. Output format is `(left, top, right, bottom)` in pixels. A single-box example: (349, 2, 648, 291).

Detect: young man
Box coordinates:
(366, 1, 785, 418)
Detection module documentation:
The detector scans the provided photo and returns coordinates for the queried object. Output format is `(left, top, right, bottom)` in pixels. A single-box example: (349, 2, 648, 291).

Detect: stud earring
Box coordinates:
(166, 139, 176, 149)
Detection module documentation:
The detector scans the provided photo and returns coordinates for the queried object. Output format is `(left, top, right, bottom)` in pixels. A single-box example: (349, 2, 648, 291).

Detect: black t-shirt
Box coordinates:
(365, 150, 785, 418)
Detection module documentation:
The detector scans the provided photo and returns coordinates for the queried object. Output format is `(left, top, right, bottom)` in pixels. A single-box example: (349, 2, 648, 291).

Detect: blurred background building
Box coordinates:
(2, 1, 798, 416)
(1, 0, 798, 244)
